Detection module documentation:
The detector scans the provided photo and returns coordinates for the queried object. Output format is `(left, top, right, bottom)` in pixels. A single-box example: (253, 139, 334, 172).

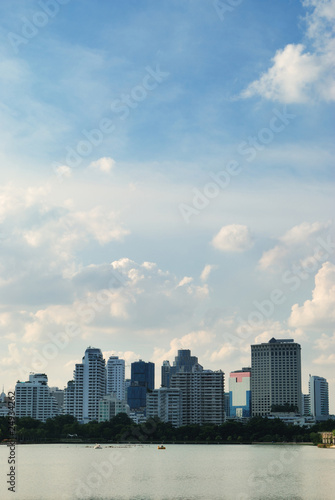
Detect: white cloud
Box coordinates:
(177, 276, 193, 287)
(200, 264, 217, 282)
(89, 157, 115, 173)
(313, 353, 335, 364)
(289, 261, 335, 329)
(212, 224, 253, 252)
(314, 332, 335, 350)
(242, 0, 335, 102)
(258, 221, 332, 270)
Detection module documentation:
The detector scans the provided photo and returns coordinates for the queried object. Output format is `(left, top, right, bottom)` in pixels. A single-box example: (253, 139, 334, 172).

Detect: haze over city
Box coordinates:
(0, 0, 334, 414)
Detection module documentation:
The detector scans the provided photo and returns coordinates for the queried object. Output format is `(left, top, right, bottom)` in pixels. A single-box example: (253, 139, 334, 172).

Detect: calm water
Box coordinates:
(1, 443, 334, 500)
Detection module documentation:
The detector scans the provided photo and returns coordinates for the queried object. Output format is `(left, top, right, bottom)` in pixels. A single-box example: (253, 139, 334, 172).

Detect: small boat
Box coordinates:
(157, 445, 166, 450)
(94, 444, 102, 449)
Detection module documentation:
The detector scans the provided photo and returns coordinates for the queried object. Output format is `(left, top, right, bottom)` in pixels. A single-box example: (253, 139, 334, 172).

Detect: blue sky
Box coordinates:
(0, 0, 334, 411)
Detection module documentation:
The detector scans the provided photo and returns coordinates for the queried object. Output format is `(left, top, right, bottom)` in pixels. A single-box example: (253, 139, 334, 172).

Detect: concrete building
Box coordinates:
(229, 368, 251, 418)
(161, 349, 202, 388)
(98, 394, 129, 422)
(309, 375, 329, 419)
(106, 356, 125, 401)
(170, 367, 224, 426)
(302, 393, 311, 416)
(64, 380, 75, 416)
(146, 387, 182, 427)
(15, 373, 59, 422)
(65, 347, 106, 423)
(50, 387, 64, 415)
(251, 338, 302, 417)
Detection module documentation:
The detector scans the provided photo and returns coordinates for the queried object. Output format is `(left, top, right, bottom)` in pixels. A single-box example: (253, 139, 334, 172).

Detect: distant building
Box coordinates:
(161, 349, 202, 388)
(229, 368, 251, 418)
(15, 373, 59, 422)
(50, 387, 64, 415)
(224, 393, 230, 419)
(170, 368, 224, 426)
(65, 347, 106, 423)
(251, 338, 302, 417)
(98, 394, 129, 422)
(146, 387, 182, 427)
(309, 375, 329, 419)
(127, 360, 154, 410)
(106, 356, 125, 401)
(302, 393, 311, 416)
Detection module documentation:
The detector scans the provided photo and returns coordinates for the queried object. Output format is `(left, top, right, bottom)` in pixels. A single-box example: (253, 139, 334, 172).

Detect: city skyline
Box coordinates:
(0, 0, 334, 413)
(5, 341, 332, 418)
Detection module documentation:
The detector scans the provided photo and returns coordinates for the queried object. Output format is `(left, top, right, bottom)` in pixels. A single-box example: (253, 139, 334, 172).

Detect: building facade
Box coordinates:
(170, 368, 224, 426)
(65, 347, 106, 423)
(146, 387, 182, 427)
(127, 360, 154, 410)
(309, 375, 329, 419)
(15, 373, 59, 422)
(106, 356, 125, 401)
(161, 349, 202, 388)
(251, 338, 302, 417)
(98, 394, 129, 422)
(229, 368, 251, 418)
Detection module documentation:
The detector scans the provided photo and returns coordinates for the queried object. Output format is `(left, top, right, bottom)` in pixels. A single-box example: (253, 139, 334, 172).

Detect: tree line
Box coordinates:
(0, 413, 333, 444)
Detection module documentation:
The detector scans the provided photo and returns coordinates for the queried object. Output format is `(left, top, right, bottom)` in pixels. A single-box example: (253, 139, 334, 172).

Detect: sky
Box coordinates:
(0, 0, 334, 412)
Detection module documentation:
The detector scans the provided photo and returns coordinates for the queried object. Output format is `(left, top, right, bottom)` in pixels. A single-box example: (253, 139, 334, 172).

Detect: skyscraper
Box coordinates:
(229, 368, 251, 418)
(309, 375, 329, 419)
(127, 360, 155, 410)
(65, 347, 106, 423)
(251, 338, 302, 417)
(161, 349, 202, 387)
(170, 368, 224, 425)
(106, 355, 125, 400)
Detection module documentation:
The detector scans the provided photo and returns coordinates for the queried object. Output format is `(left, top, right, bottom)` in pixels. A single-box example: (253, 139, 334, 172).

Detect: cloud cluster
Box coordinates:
(212, 224, 253, 252)
(242, 0, 335, 102)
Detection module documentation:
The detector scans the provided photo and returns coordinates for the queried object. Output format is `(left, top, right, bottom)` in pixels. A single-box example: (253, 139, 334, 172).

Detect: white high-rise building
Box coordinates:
(65, 347, 106, 423)
(106, 356, 125, 401)
(251, 338, 302, 417)
(309, 375, 329, 419)
(170, 368, 224, 426)
(146, 388, 182, 427)
(15, 373, 59, 422)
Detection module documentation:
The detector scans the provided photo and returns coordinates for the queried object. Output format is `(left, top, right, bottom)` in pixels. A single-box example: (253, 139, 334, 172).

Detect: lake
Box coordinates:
(1, 443, 334, 499)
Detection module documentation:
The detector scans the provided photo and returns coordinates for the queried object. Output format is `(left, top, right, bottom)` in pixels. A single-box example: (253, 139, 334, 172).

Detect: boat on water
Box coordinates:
(157, 445, 166, 450)
(94, 444, 102, 449)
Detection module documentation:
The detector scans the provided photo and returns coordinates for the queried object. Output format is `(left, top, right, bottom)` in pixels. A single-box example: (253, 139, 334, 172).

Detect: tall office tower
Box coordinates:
(161, 360, 171, 388)
(251, 338, 302, 417)
(146, 388, 182, 427)
(64, 380, 75, 416)
(309, 375, 329, 418)
(69, 347, 106, 423)
(106, 355, 125, 400)
(15, 373, 59, 422)
(161, 349, 203, 387)
(127, 360, 155, 410)
(229, 368, 251, 418)
(170, 368, 224, 426)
